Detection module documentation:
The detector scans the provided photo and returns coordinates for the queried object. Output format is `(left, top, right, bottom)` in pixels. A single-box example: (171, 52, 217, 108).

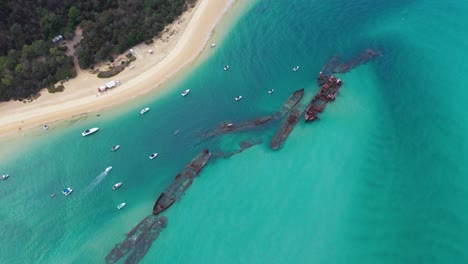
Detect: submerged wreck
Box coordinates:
(304, 75, 342, 122)
(204, 115, 273, 137)
(153, 149, 211, 215)
(105, 216, 167, 264)
(270, 104, 303, 150)
(273, 88, 305, 120)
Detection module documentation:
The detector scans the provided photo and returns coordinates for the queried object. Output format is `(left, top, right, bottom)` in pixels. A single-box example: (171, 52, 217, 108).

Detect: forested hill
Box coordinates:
(0, 0, 196, 101)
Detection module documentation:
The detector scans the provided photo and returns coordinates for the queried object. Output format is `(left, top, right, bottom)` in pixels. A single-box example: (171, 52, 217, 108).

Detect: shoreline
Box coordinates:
(0, 0, 234, 139)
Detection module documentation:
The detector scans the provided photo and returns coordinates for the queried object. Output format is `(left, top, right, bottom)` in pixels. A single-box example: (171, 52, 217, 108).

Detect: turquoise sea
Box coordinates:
(2, 0, 468, 263)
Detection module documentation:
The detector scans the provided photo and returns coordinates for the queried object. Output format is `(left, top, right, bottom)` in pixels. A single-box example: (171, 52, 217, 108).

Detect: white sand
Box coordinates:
(0, 0, 233, 138)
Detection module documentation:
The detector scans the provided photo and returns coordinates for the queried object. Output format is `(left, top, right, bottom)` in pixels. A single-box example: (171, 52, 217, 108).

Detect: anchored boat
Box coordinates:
(82, 127, 99, 137)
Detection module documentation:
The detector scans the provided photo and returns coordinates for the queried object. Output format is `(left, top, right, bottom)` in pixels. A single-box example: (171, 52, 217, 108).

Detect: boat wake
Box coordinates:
(84, 170, 110, 193)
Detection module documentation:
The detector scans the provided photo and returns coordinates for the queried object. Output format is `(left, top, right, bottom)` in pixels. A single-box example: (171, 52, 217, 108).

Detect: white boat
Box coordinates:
(224, 65, 230, 71)
(268, 89, 274, 94)
(43, 124, 49, 130)
(112, 182, 123, 190)
(181, 89, 190, 97)
(62, 187, 73, 196)
(105, 166, 112, 173)
(117, 202, 126, 210)
(140, 107, 150, 115)
(210, 43, 216, 48)
(1, 174, 9, 180)
(149, 153, 158, 160)
(173, 130, 180, 135)
(234, 96, 242, 101)
(111, 145, 120, 152)
(293, 66, 300, 72)
(82, 127, 99, 137)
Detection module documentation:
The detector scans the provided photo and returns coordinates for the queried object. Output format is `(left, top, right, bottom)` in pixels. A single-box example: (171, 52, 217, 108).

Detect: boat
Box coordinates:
(173, 130, 180, 135)
(181, 89, 190, 97)
(111, 145, 120, 152)
(293, 66, 300, 72)
(82, 127, 99, 137)
(234, 96, 242, 101)
(50, 193, 56, 198)
(268, 89, 274, 94)
(43, 124, 49, 130)
(112, 182, 123, 190)
(149, 153, 158, 160)
(105, 166, 113, 173)
(210, 43, 216, 48)
(62, 187, 73, 196)
(223, 65, 230, 71)
(117, 202, 126, 210)
(1, 174, 9, 180)
(140, 107, 150, 115)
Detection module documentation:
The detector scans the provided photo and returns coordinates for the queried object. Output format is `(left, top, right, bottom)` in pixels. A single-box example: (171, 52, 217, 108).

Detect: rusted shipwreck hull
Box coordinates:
(273, 88, 305, 120)
(204, 115, 273, 137)
(305, 76, 342, 122)
(153, 149, 211, 215)
(270, 105, 303, 150)
(105, 216, 167, 264)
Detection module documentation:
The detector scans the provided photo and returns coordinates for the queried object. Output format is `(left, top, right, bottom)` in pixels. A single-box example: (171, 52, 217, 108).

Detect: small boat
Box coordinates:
(268, 89, 274, 94)
(82, 127, 99, 137)
(117, 202, 126, 210)
(224, 65, 230, 71)
(43, 124, 49, 130)
(1, 174, 9, 180)
(234, 96, 242, 101)
(50, 193, 56, 198)
(293, 66, 300, 72)
(112, 182, 123, 190)
(62, 187, 73, 196)
(111, 145, 120, 152)
(173, 130, 180, 135)
(181, 89, 190, 97)
(149, 153, 158, 160)
(105, 166, 112, 173)
(140, 107, 150, 115)
(210, 43, 216, 48)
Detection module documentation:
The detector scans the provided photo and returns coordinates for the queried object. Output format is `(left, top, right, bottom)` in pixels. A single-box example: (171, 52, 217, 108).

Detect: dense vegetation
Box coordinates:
(0, 0, 196, 101)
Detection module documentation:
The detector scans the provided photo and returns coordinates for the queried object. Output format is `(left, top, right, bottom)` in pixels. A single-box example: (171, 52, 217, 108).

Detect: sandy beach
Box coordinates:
(0, 0, 233, 139)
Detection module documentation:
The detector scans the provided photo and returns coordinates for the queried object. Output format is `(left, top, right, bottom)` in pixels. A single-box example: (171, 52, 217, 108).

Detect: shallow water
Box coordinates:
(1, 0, 468, 263)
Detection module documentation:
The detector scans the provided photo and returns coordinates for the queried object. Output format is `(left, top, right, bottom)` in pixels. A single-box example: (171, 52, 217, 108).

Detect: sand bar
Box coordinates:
(0, 0, 234, 139)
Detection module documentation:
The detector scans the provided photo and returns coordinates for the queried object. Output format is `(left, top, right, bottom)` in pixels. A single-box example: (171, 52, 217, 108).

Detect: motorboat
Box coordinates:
(140, 107, 150, 115)
(293, 66, 300, 72)
(111, 145, 120, 152)
(224, 65, 230, 71)
(210, 43, 216, 48)
(50, 193, 56, 198)
(62, 187, 73, 196)
(149, 153, 158, 160)
(82, 127, 99, 137)
(117, 202, 126, 210)
(181, 89, 190, 97)
(105, 166, 113, 173)
(234, 96, 242, 101)
(112, 182, 123, 190)
(43, 124, 49, 130)
(1, 174, 9, 180)
(268, 89, 274, 94)
(173, 130, 180, 135)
